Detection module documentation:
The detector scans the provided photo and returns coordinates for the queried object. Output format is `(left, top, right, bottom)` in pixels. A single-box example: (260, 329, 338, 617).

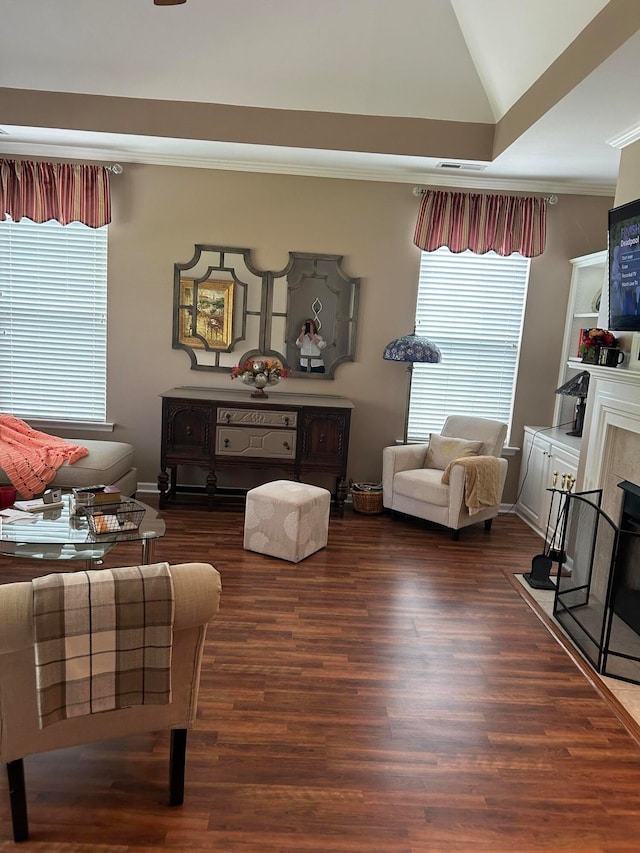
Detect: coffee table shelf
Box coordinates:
(0, 494, 165, 567)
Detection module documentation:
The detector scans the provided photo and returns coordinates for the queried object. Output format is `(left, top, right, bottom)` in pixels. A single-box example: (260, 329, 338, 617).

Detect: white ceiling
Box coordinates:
(0, 0, 637, 195)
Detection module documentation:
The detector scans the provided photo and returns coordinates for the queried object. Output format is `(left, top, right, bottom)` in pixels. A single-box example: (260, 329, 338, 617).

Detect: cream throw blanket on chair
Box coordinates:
(441, 455, 501, 516)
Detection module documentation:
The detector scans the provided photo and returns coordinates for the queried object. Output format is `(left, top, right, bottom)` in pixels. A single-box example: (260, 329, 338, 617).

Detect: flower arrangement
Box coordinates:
(579, 328, 617, 362)
(230, 357, 290, 397)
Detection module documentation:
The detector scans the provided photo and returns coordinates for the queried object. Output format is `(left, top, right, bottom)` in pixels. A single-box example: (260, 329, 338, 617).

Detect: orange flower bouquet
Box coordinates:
(579, 328, 616, 363)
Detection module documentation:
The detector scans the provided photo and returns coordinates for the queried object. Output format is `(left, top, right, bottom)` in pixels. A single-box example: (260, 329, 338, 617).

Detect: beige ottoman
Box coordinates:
(243, 480, 331, 563)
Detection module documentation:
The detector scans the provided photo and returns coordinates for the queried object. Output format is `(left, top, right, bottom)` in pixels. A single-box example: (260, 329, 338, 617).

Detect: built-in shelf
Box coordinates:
(553, 251, 607, 428)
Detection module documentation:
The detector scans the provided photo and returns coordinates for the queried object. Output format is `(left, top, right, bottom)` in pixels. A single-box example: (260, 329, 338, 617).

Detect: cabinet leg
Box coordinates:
(158, 470, 169, 509)
(206, 471, 217, 511)
(336, 477, 348, 518)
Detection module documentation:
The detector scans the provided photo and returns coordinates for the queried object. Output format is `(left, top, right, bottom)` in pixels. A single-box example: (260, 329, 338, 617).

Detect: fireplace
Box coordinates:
(611, 481, 640, 636)
(580, 366, 640, 515)
(554, 483, 640, 684)
(549, 365, 640, 682)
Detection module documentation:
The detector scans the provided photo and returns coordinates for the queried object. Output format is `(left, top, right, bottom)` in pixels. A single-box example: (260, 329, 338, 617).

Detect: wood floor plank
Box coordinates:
(1, 504, 640, 850)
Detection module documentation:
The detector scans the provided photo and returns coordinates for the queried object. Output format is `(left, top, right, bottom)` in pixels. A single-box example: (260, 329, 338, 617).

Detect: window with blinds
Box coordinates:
(0, 216, 107, 422)
(408, 246, 530, 442)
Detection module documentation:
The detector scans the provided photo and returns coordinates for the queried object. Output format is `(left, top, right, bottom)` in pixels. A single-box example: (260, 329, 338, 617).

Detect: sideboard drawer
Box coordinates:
(218, 407, 298, 428)
(216, 427, 296, 459)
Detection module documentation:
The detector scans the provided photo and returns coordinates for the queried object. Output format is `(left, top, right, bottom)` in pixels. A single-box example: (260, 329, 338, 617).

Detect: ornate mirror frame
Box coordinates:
(279, 252, 360, 379)
(173, 245, 360, 379)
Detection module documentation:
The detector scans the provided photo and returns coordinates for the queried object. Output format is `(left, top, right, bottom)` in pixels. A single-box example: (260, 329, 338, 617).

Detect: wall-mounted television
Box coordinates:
(609, 197, 640, 331)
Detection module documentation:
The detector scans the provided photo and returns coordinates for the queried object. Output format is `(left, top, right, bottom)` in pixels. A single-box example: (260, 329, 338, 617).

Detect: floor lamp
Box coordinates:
(383, 332, 442, 444)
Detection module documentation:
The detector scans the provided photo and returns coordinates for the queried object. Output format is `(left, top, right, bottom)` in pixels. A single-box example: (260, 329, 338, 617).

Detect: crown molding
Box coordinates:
(0, 139, 616, 198)
(607, 120, 640, 150)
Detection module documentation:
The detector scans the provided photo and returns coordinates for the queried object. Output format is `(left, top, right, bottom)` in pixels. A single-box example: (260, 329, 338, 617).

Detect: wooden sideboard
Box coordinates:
(158, 387, 353, 514)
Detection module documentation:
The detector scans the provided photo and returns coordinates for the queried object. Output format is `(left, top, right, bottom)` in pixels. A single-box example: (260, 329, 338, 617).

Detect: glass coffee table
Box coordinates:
(0, 494, 165, 567)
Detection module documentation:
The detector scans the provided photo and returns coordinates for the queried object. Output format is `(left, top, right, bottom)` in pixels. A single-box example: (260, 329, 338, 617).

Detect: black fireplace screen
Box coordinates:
(554, 486, 640, 685)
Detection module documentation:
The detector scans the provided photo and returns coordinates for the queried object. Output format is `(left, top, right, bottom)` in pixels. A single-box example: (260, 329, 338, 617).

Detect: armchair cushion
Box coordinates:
(424, 434, 483, 470)
(393, 468, 450, 506)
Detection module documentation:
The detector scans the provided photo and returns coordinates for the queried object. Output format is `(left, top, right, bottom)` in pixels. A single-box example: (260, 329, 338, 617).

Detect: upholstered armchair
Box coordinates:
(382, 415, 508, 538)
(0, 561, 221, 842)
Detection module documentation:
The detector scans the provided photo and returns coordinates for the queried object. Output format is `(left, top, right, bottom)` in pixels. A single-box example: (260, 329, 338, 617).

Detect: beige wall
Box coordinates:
(615, 138, 640, 206)
(55, 163, 611, 501)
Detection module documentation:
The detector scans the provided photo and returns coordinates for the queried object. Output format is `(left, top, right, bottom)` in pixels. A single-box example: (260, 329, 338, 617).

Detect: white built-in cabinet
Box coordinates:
(516, 250, 606, 538)
(517, 427, 580, 537)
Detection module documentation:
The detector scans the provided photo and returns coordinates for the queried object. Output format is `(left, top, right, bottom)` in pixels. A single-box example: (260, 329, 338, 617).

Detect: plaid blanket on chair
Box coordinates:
(32, 563, 175, 729)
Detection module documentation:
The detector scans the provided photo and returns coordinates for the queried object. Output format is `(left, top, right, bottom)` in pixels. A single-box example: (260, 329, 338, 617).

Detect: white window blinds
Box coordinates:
(0, 217, 107, 422)
(409, 247, 530, 442)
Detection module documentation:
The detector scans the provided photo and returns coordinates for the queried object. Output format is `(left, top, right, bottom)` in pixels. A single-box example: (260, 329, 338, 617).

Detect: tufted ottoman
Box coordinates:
(243, 480, 331, 563)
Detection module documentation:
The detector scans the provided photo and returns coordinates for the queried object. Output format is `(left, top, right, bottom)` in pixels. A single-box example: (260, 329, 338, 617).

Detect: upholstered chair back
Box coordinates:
(0, 561, 221, 842)
(441, 415, 507, 458)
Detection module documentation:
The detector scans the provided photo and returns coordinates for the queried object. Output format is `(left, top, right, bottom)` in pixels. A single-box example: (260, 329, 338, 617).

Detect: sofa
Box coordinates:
(0, 438, 137, 499)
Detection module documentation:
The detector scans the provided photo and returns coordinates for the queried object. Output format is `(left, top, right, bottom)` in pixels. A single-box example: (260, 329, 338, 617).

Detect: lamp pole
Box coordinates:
(403, 363, 414, 445)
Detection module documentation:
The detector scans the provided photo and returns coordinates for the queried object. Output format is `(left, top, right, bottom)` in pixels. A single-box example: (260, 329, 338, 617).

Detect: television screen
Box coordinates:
(609, 198, 640, 331)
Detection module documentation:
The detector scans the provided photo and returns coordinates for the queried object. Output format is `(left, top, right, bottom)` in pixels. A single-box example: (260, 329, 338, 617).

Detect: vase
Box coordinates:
(240, 371, 280, 399)
(581, 347, 600, 364)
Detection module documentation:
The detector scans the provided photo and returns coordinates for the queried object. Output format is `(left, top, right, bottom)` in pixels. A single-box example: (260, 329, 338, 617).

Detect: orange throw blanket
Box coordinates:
(0, 415, 88, 498)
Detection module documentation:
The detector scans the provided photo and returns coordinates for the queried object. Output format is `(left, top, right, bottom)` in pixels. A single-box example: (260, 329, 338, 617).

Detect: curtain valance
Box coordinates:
(0, 160, 111, 228)
(413, 190, 546, 258)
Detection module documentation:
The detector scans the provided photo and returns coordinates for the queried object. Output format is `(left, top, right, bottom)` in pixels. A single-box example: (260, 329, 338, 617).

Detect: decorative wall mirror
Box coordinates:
(280, 253, 360, 379)
(173, 245, 360, 379)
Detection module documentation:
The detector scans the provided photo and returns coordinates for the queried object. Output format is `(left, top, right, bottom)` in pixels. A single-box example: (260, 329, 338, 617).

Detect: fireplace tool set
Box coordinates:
(524, 471, 576, 590)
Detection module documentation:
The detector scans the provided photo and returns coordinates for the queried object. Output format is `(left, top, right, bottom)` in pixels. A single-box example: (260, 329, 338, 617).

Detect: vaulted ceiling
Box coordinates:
(1, 0, 639, 194)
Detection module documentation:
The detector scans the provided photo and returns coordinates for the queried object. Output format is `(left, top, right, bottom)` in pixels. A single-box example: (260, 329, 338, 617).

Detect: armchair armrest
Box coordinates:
(382, 443, 429, 506)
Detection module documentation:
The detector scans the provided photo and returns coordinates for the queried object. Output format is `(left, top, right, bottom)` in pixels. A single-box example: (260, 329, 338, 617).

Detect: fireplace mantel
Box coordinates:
(580, 364, 640, 388)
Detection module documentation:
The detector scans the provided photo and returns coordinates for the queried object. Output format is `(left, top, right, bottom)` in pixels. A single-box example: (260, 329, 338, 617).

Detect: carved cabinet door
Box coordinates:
(300, 409, 350, 470)
(163, 401, 213, 464)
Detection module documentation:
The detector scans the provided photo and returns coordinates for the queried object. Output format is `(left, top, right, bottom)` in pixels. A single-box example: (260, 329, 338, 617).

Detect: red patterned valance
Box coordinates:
(413, 190, 546, 258)
(0, 160, 111, 228)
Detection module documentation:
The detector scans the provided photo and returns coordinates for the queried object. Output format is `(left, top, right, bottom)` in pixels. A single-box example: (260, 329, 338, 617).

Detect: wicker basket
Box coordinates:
(350, 483, 384, 515)
(85, 501, 145, 535)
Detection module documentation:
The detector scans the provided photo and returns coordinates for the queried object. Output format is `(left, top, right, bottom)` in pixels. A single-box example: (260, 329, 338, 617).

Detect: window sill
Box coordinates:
(27, 419, 115, 434)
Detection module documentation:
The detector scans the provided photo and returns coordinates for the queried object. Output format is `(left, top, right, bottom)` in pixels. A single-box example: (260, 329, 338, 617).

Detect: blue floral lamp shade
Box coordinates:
(383, 331, 442, 444)
(383, 333, 442, 364)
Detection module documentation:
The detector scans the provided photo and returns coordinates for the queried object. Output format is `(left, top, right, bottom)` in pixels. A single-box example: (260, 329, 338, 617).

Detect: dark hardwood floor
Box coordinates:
(1, 501, 640, 851)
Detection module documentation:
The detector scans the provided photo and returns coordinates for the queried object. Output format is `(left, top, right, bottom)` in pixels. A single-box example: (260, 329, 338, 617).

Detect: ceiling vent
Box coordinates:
(436, 161, 487, 172)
